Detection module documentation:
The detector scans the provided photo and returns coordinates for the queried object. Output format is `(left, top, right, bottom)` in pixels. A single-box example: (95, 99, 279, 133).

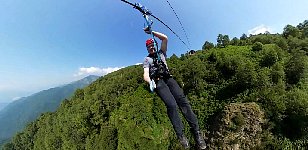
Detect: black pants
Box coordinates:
(155, 77, 199, 137)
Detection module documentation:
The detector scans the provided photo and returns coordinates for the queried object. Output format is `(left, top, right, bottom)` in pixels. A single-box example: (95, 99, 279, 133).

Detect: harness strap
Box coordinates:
(148, 52, 171, 80)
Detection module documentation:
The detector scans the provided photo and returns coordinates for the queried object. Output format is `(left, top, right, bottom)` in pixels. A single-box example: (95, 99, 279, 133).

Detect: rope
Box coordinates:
(150, 14, 190, 50)
(166, 0, 191, 48)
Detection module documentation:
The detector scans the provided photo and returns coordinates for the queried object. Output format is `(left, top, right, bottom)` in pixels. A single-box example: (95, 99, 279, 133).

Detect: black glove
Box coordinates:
(144, 26, 152, 34)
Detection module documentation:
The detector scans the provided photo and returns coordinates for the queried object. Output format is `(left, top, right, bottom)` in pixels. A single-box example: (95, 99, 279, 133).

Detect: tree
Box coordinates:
(217, 34, 224, 47)
(274, 37, 288, 50)
(217, 34, 230, 48)
(285, 49, 307, 85)
(222, 35, 230, 47)
(288, 36, 302, 51)
(283, 25, 301, 38)
(302, 26, 308, 38)
(239, 34, 248, 45)
(296, 20, 308, 38)
(240, 33, 248, 40)
(202, 41, 214, 50)
(252, 42, 263, 52)
(296, 20, 308, 30)
(283, 88, 308, 139)
(230, 37, 240, 46)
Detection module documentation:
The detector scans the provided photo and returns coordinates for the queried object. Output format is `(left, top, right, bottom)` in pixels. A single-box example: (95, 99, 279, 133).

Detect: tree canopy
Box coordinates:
(2, 20, 308, 150)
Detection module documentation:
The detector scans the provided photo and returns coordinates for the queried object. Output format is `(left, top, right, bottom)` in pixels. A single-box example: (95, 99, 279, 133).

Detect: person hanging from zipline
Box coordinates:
(120, 0, 205, 148)
(142, 27, 207, 149)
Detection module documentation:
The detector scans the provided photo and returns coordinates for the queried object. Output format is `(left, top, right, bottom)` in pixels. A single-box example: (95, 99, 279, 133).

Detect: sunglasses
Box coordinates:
(147, 44, 155, 49)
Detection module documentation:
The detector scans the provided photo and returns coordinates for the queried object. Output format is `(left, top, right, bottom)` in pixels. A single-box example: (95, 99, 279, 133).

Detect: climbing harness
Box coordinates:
(148, 52, 171, 80)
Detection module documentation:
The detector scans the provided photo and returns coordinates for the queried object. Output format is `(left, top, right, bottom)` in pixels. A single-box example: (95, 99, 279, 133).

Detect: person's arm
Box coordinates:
(144, 68, 156, 92)
(144, 28, 168, 53)
(152, 31, 168, 53)
(143, 68, 151, 83)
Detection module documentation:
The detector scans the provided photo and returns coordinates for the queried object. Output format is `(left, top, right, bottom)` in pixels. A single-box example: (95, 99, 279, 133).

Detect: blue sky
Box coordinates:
(0, 0, 307, 103)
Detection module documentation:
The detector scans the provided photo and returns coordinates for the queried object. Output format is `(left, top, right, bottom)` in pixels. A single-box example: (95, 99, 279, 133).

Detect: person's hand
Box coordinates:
(149, 79, 156, 92)
(144, 26, 152, 34)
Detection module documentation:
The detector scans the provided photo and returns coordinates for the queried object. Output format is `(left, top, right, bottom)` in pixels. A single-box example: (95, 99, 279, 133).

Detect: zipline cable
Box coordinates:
(120, 0, 191, 51)
(121, 0, 161, 60)
(165, 0, 191, 49)
(149, 15, 190, 50)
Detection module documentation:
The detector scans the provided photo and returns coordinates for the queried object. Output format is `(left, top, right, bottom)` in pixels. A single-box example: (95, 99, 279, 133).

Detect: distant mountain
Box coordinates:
(0, 75, 99, 145)
(0, 103, 9, 111)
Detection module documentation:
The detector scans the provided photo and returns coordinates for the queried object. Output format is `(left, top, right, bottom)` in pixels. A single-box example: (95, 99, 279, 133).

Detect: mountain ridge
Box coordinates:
(0, 75, 99, 146)
(0, 103, 8, 112)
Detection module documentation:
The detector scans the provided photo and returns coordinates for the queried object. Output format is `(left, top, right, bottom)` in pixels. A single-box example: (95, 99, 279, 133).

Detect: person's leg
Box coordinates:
(155, 79, 189, 148)
(166, 78, 207, 149)
(155, 79, 184, 137)
(166, 78, 199, 131)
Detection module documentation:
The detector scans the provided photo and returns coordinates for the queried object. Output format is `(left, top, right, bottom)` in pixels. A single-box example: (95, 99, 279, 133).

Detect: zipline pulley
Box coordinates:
(121, 0, 191, 51)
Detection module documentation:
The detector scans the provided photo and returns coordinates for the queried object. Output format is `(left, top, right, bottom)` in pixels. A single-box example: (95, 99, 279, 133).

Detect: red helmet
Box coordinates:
(146, 38, 154, 47)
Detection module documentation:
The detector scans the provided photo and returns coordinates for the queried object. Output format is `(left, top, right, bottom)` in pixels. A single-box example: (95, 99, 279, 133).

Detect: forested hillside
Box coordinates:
(2, 20, 308, 150)
(0, 75, 99, 147)
(0, 103, 8, 111)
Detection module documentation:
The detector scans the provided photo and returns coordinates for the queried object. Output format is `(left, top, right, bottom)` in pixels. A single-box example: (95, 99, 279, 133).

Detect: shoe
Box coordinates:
(178, 135, 190, 149)
(194, 131, 207, 149)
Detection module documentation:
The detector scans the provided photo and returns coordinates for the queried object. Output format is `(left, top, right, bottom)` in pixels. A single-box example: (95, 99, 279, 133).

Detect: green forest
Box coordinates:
(2, 20, 308, 150)
(0, 75, 99, 146)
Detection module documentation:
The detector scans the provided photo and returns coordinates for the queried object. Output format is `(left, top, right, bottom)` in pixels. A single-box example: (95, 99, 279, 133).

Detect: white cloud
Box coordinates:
(248, 24, 273, 35)
(74, 66, 123, 77)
